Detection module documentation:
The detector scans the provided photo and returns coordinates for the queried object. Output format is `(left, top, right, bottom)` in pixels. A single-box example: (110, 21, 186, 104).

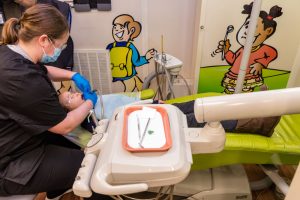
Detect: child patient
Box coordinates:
(59, 91, 140, 119)
(59, 91, 280, 137)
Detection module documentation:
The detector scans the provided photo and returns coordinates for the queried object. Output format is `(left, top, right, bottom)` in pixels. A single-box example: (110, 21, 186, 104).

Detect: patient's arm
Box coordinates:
(49, 100, 93, 135)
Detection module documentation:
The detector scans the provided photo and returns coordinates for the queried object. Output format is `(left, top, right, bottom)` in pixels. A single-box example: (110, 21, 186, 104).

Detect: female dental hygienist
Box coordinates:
(0, 4, 101, 199)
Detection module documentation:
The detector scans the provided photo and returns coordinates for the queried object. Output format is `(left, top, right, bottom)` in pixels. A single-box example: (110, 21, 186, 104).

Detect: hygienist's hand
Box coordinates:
(72, 73, 91, 93)
(83, 91, 98, 107)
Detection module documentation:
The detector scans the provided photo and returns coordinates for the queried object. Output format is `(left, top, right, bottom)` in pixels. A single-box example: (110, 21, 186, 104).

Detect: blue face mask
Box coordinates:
(40, 37, 67, 63)
(41, 47, 62, 63)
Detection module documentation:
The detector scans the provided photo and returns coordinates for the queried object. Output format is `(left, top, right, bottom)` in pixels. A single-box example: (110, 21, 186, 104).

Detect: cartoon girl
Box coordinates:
(217, 3, 282, 94)
(106, 14, 155, 92)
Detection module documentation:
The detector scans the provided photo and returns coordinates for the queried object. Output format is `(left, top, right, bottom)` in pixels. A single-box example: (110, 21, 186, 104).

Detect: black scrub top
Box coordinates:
(0, 0, 74, 70)
(0, 45, 67, 185)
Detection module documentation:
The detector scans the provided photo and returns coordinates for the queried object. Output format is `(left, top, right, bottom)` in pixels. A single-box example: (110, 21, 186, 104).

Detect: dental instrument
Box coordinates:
(138, 117, 150, 148)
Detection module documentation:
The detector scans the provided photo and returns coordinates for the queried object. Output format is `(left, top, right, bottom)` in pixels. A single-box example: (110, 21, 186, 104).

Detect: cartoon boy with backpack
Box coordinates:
(106, 14, 155, 92)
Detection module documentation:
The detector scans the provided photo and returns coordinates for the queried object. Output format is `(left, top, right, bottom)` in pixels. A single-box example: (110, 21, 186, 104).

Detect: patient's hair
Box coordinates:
(58, 91, 85, 111)
(58, 92, 69, 110)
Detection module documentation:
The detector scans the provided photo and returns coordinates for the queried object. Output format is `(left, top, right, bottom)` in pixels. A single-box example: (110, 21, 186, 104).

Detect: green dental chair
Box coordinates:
(66, 90, 300, 200)
(166, 92, 300, 170)
(70, 91, 300, 169)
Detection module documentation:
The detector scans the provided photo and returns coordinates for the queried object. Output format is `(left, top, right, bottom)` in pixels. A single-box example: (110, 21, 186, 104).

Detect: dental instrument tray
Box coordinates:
(87, 104, 192, 195)
(122, 106, 172, 152)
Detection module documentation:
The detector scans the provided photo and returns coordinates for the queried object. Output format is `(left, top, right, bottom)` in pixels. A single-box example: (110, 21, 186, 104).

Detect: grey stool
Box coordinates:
(0, 194, 36, 200)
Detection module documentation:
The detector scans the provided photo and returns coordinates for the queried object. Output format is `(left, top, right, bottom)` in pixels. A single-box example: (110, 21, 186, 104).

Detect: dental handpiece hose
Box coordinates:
(88, 90, 100, 127)
(90, 110, 99, 127)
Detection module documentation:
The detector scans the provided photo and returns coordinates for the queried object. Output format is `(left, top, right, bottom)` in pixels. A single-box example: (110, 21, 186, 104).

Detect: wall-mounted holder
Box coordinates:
(97, 0, 111, 11)
(74, 0, 111, 12)
(74, 0, 91, 12)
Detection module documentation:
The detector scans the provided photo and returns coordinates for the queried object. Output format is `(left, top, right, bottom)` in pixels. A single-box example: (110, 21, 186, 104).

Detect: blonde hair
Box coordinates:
(113, 14, 141, 41)
(1, 4, 68, 45)
(58, 91, 71, 111)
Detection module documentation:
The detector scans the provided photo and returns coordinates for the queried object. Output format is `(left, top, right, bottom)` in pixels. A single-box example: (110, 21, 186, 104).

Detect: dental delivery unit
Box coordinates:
(72, 87, 300, 198)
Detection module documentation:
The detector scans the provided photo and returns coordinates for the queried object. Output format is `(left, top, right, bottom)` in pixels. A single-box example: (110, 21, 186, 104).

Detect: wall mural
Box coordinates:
(106, 14, 155, 92)
(198, 0, 293, 94)
(213, 2, 282, 94)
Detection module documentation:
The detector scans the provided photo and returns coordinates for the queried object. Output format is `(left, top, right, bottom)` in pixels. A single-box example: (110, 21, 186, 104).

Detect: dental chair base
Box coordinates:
(174, 165, 251, 200)
(141, 165, 251, 200)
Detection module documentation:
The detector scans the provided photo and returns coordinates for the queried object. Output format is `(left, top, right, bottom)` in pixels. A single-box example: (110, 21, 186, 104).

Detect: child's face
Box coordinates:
(59, 91, 85, 111)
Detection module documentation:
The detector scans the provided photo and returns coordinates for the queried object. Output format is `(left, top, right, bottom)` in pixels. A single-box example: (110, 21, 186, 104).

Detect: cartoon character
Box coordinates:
(106, 14, 155, 92)
(53, 80, 72, 95)
(215, 2, 282, 94)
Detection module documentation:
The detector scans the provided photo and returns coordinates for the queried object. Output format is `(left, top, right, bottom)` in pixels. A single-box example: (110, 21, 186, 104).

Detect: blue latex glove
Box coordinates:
(83, 91, 98, 107)
(72, 73, 91, 93)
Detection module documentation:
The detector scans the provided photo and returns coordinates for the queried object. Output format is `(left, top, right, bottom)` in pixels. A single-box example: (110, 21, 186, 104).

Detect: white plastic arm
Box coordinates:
(91, 165, 148, 195)
(186, 122, 226, 154)
(235, 0, 262, 93)
(194, 87, 300, 123)
(73, 154, 97, 197)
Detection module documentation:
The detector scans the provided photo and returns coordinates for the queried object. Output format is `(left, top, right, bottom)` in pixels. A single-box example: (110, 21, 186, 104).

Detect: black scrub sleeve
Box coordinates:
(4, 63, 67, 135)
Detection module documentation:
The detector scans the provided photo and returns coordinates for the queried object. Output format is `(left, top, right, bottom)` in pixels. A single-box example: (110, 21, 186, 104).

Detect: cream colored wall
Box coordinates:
(145, 0, 197, 79)
(288, 42, 300, 87)
(71, 0, 143, 49)
(70, 0, 197, 82)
